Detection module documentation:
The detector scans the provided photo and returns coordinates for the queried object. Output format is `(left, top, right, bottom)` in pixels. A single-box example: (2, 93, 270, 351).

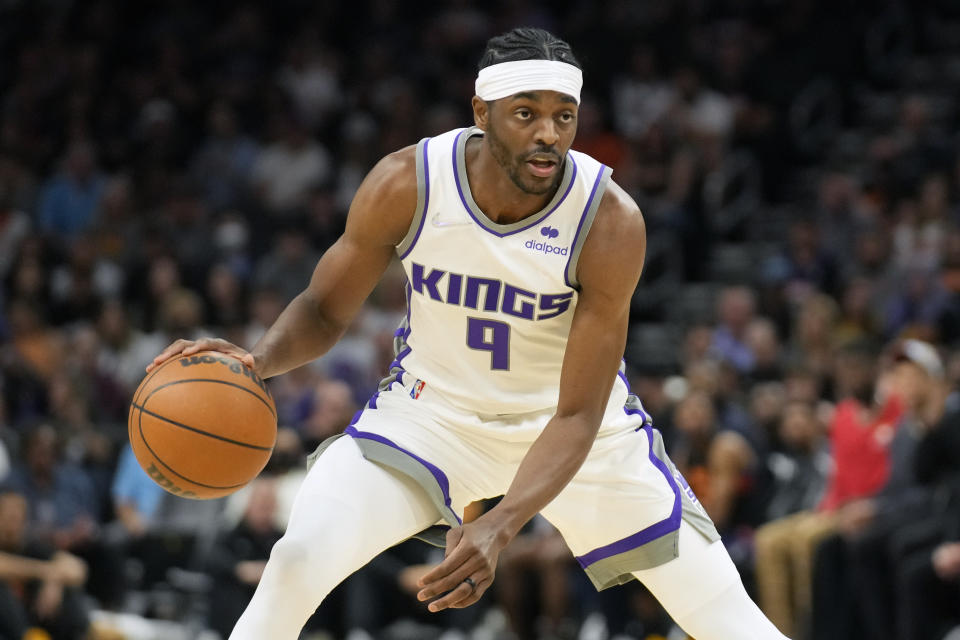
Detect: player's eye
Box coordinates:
(515, 108, 532, 120)
(558, 112, 576, 123)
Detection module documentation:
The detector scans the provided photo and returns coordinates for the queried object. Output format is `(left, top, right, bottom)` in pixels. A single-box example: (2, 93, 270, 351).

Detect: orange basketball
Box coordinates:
(128, 351, 277, 500)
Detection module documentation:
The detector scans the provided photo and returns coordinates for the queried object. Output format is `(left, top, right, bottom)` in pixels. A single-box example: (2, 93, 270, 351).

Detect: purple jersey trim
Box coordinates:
(389, 283, 414, 371)
(397, 138, 431, 260)
(574, 424, 681, 568)
(451, 129, 578, 238)
(563, 166, 607, 289)
(618, 368, 652, 424)
(345, 424, 462, 524)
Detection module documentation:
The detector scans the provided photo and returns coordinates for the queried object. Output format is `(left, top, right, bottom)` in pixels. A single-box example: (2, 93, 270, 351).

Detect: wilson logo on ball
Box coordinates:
(179, 354, 270, 395)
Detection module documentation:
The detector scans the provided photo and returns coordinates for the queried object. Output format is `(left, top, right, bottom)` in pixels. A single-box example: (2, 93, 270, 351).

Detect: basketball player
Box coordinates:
(149, 28, 789, 640)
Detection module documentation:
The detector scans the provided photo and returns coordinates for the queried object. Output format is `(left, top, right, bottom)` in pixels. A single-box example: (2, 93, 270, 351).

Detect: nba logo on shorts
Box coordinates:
(410, 379, 426, 399)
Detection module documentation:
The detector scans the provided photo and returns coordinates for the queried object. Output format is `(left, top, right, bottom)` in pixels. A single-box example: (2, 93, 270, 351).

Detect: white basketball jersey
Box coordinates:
(386, 127, 649, 421)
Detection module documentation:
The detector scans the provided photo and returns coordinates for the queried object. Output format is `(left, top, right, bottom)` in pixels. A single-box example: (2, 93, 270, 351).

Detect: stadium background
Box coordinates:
(1, 0, 960, 638)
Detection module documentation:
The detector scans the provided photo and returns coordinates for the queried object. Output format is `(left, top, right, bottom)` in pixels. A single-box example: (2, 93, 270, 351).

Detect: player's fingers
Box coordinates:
(427, 574, 491, 612)
(417, 545, 475, 590)
(443, 527, 464, 558)
(417, 555, 483, 600)
(240, 352, 258, 373)
(448, 576, 493, 609)
(146, 339, 194, 372)
(183, 338, 248, 360)
(180, 337, 222, 355)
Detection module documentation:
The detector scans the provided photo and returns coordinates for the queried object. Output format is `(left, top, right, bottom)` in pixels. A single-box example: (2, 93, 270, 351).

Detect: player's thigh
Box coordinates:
(277, 435, 441, 574)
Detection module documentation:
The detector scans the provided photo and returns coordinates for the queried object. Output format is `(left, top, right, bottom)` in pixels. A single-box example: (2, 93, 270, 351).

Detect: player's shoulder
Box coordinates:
(573, 178, 646, 294)
(590, 178, 646, 251)
(354, 144, 419, 211)
(346, 144, 420, 245)
(369, 144, 419, 191)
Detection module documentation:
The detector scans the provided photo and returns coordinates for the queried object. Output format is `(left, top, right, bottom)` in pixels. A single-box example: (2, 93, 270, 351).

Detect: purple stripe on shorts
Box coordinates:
(345, 425, 461, 524)
(573, 424, 681, 569)
(367, 392, 380, 410)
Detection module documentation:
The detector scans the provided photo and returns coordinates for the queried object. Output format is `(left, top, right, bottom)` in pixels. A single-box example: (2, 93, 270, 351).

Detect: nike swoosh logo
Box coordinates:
(431, 212, 472, 228)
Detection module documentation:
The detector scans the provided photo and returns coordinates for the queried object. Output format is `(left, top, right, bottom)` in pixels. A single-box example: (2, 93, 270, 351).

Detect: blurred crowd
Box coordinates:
(2, 0, 960, 638)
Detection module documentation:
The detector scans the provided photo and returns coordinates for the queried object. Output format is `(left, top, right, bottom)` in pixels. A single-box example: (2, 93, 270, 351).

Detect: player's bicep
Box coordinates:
(556, 186, 646, 421)
(302, 147, 418, 329)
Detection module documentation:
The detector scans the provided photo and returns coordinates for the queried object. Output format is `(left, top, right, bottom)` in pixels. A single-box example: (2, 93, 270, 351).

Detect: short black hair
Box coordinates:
(478, 27, 580, 71)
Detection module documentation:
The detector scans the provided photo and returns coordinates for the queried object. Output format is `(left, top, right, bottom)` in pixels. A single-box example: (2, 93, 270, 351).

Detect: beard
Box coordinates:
(485, 122, 562, 196)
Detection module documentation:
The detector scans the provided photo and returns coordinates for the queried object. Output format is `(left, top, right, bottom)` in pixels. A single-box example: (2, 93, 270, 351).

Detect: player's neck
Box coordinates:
(465, 137, 557, 225)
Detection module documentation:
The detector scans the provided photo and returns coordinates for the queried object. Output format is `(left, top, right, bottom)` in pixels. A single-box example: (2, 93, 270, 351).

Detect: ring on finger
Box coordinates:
(463, 576, 477, 593)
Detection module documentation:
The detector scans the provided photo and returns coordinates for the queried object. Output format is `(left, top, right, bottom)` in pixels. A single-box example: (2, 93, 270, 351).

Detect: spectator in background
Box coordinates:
(0, 395, 11, 484)
(206, 478, 283, 640)
(819, 340, 951, 640)
(832, 276, 879, 345)
(250, 112, 332, 217)
(762, 221, 840, 305)
(882, 264, 948, 340)
(5, 423, 124, 608)
(892, 174, 950, 272)
(754, 341, 902, 638)
(110, 444, 165, 543)
(761, 401, 829, 524)
(745, 317, 784, 384)
(888, 400, 960, 640)
(204, 262, 248, 335)
(936, 227, 960, 344)
(0, 490, 90, 640)
(37, 142, 106, 240)
(0, 182, 31, 284)
(710, 286, 758, 374)
(610, 45, 674, 142)
(190, 101, 260, 213)
(811, 340, 947, 640)
(96, 299, 167, 395)
(785, 294, 838, 383)
(252, 225, 320, 304)
(301, 378, 358, 451)
(224, 427, 307, 534)
(495, 515, 576, 640)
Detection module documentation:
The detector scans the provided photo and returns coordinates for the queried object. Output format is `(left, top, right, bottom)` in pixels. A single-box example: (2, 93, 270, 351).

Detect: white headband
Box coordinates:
(475, 60, 583, 104)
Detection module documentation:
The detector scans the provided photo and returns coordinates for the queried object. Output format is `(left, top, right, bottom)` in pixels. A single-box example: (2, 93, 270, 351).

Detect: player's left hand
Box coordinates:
(416, 519, 507, 611)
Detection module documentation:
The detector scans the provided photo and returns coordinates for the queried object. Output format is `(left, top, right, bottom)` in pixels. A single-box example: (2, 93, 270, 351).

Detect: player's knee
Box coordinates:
(267, 535, 323, 584)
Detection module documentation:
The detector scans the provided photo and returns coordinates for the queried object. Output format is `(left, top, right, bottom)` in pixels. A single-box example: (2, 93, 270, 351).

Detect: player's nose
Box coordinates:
(533, 117, 559, 147)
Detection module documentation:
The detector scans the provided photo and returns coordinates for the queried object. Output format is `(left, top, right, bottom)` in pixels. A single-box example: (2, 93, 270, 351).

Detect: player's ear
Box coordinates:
(472, 96, 489, 131)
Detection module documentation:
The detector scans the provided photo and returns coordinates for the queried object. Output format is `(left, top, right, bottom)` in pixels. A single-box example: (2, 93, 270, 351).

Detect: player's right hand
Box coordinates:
(147, 337, 257, 373)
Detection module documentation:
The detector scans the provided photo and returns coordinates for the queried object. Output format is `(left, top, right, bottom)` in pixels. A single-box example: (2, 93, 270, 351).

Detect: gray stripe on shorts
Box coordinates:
(306, 432, 457, 548)
(583, 531, 680, 590)
(350, 437, 461, 529)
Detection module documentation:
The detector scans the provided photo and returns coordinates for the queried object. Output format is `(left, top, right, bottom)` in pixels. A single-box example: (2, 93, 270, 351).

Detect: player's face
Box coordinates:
(484, 90, 578, 195)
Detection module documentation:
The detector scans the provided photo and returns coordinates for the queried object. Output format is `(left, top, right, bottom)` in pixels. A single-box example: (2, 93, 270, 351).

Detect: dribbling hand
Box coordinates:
(146, 337, 257, 374)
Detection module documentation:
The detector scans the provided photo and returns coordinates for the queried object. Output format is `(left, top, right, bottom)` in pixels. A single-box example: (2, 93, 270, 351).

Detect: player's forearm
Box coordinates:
(0, 551, 52, 581)
(251, 291, 346, 379)
(481, 414, 600, 543)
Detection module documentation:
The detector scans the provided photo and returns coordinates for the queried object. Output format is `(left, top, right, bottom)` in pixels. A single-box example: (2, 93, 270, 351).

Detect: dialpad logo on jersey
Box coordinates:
(525, 227, 568, 255)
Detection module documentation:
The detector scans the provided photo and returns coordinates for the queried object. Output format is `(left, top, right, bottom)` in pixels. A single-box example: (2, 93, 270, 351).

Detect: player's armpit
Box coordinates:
(248, 147, 420, 378)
